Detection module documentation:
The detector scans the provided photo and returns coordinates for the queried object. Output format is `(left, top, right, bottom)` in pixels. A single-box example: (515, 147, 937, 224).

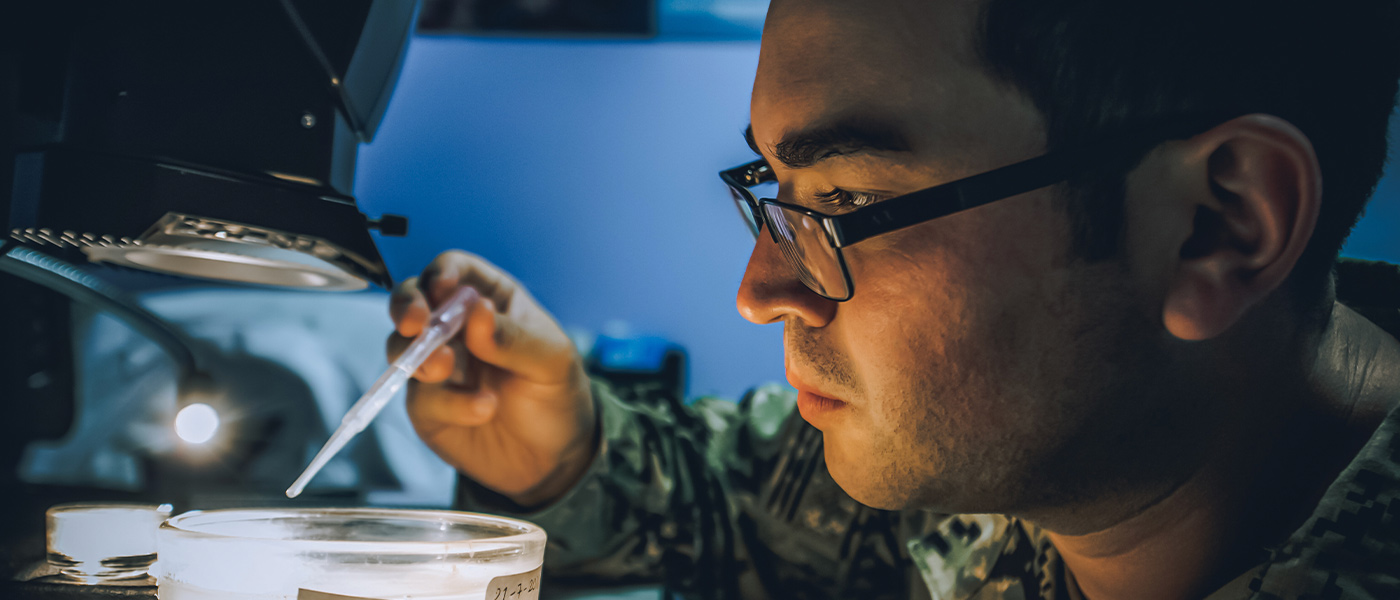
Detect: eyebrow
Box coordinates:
(743, 117, 913, 169)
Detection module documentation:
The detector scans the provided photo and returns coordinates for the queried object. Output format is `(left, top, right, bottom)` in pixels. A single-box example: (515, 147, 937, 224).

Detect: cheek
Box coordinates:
(840, 249, 950, 377)
(838, 248, 973, 429)
(840, 234, 987, 377)
(836, 206, 1077, 433)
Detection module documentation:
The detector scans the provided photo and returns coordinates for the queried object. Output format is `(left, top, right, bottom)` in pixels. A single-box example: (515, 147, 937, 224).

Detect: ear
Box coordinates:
(1161, 114, 1322, 341)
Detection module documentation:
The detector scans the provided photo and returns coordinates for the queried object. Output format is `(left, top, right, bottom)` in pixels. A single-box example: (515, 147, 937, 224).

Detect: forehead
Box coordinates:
(752, 0, 1040, 165)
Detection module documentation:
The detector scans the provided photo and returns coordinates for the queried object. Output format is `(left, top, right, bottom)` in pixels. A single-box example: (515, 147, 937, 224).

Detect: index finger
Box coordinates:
(389, 276, 430, 337)
(420, 251, 524, 313)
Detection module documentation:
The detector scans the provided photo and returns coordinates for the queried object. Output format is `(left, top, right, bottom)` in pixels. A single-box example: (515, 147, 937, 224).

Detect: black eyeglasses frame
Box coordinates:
(719, 116, 1230, 301)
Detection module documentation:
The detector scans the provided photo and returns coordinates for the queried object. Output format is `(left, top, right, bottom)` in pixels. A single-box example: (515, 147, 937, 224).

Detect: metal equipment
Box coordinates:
(1, 2, 420, 597)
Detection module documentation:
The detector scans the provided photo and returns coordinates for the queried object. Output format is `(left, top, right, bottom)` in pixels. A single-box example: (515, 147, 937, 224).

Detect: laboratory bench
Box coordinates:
(3, 486, 662, 599)
(7, 566, 663, 600)
(6, 538, 660, 600)
(3, 578, 662, 600)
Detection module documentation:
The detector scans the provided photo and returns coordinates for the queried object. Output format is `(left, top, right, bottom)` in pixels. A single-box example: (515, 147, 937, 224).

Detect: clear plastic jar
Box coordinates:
(156, 508, 546, 600)
(47, 502, 173, 583)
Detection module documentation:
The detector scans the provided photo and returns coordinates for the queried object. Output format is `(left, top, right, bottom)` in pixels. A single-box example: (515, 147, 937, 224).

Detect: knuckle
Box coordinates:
(444, 249, 482, 264)
(390, 284, 420, 306)
(389, 293, 415, 316)
(492, 318, 515, 349)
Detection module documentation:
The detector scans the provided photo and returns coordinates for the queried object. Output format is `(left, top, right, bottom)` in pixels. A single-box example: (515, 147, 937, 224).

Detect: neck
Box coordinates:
(1042, 302, 1400, 600)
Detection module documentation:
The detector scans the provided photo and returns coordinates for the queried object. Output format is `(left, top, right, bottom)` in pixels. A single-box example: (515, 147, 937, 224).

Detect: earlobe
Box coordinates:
(1160, 114, 1321, 341)
(1163, 259, 1249, 341)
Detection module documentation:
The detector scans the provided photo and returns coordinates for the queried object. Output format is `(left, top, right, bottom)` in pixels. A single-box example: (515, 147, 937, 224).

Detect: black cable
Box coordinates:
(0, 240, 201, 382)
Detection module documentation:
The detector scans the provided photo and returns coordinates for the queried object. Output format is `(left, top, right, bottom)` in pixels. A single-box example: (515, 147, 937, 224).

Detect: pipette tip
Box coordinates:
(286, 475, 311, 498)
(285, 484, 304, 499)
(284, 285, 479, 501)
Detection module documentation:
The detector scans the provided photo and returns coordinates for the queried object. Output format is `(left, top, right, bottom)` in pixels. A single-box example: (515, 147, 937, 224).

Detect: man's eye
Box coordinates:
(813, 188, 883, 211)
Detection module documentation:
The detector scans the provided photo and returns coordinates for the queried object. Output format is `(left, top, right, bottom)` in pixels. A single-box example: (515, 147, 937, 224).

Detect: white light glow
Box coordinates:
(175, 403, 220, 444)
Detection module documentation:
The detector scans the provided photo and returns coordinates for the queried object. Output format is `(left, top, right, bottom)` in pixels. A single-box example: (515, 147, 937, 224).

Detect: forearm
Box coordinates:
(456, 379, 768, 596)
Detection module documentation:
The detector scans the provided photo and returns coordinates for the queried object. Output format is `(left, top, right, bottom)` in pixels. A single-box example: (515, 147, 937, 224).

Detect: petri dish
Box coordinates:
(47, 502, 173, 583)
(156, 508, 546, 600)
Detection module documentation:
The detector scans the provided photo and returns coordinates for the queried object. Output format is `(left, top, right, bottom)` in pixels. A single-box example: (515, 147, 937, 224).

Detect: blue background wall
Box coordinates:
(356, 35, 1400, 399)
(1341, 110, 1400, 262)
(356, 37, 778, 399)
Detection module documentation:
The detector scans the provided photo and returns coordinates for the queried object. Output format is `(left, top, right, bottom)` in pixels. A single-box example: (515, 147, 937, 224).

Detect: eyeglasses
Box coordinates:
(720, 150, 1097, 301)
(719, 118, 1223, 301)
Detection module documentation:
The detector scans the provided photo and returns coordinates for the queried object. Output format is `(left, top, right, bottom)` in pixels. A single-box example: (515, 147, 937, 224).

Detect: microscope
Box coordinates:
(1, 1, 416, 596)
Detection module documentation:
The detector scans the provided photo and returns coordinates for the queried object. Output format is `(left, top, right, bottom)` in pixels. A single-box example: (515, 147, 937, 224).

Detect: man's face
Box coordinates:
(741, 0, 1171, 513)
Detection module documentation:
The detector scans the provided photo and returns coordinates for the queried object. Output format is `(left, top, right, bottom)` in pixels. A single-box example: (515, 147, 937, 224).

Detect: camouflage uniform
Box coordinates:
(458, 259, 1400, 599)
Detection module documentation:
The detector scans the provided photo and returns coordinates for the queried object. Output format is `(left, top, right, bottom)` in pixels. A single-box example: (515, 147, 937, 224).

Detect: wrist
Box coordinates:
(508, 383, 600, 509)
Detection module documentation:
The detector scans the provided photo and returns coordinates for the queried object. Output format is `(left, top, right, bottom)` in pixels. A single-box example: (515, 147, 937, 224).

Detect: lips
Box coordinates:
(796, 389, 847, 417)
(787, 371, 848, 426)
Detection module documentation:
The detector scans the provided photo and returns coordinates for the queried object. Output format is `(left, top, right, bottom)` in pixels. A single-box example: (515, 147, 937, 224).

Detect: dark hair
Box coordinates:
(978, 0, 1400, 306)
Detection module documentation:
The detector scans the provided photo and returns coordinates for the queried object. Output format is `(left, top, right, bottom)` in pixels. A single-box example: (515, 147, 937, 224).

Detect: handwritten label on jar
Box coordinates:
(298, 590, 385, 600)
(485, 566, 542, 600)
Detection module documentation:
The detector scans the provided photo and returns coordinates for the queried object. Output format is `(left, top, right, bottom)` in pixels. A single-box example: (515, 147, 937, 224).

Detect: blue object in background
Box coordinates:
(594, 335, 678, 373)
(659, 0, 768, 39)
(418, 0, 769, 39)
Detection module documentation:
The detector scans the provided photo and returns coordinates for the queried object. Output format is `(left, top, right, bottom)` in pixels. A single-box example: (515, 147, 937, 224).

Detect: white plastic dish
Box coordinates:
(156, 508, 546, 600)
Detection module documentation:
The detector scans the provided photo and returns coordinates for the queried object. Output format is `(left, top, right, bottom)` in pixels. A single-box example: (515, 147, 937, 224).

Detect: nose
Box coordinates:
(736, 232, 837, 328)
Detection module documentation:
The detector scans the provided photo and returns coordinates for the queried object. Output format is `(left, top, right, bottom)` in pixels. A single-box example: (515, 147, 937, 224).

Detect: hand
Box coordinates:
(388, 251, 597, 506)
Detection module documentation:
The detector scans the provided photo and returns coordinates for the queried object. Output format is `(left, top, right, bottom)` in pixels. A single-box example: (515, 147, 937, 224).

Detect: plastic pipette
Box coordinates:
(286, 286, 480, 498)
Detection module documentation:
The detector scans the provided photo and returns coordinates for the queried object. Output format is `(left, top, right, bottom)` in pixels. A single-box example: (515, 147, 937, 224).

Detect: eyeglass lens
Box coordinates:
(761, 203, 850, 300)
(727, 186, 762, 238)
